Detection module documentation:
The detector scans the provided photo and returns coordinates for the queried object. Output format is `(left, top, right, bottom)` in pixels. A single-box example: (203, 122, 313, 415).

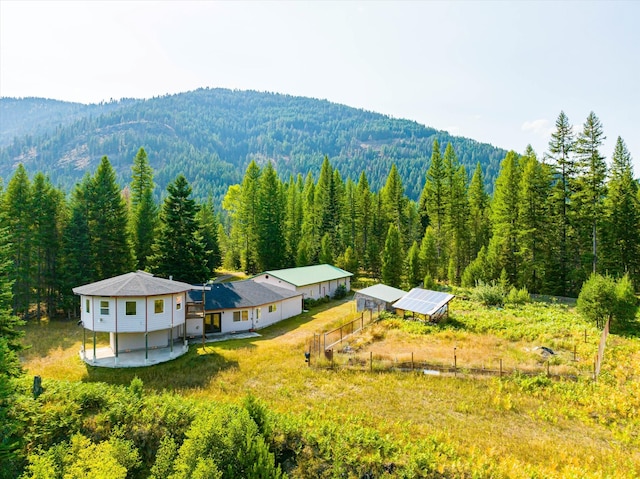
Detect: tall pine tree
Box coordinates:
(256, 162, 286, 271)
(129, 147, 158, 270)
(487, 151, 521, 285)
(545, 111, 577, 295)
(381, 224, 403, 288)
(2, 165, 32, 316)
(517, 147, 551, 292)
(600, 137, 640, 286)
(151, 174, 210, 283)
(573, 112, 606, 276)
(87, 157, 134, 280)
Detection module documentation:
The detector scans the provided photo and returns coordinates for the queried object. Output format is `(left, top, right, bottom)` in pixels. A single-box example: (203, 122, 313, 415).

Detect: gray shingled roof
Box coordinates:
(188, 280, 302, 310)
(72, 271, 195, 297)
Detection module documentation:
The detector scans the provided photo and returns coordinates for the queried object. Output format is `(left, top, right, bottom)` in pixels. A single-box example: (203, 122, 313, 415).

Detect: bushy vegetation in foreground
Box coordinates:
(9, 298, 640, 478)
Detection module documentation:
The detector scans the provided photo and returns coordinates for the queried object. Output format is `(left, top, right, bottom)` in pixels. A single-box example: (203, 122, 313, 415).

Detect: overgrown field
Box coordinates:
(14, 297, 640, 478)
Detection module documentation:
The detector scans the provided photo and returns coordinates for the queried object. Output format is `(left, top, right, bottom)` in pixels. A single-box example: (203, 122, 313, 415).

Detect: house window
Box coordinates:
(233, 310, 249, 322)
(155, 299, 164, 314)
(268, 304, 277, 313)
(256, 308, 261, 319)
(85, 299, 90, 313)
(125, 301, 136, 315)
(176, 296, 182, 310)
(100, 300, 109, 315)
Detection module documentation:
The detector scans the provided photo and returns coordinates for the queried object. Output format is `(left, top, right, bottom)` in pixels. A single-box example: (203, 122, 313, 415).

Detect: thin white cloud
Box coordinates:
(521, 119, 552, 136)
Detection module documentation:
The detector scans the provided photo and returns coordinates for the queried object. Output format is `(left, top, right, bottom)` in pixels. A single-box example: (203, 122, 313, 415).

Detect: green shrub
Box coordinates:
(423, 274, 437, 290)
(577, 273, 617, 328)
(614, 274, 638, 323)
(333, 284, 347, 300)
(473, 281, 505, 307)
(506, 286, 530, 305)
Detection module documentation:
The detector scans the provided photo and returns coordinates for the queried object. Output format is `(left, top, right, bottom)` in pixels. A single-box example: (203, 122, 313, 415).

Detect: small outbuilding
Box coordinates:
(392, 288, 455, 322)
(354, 284, 407, 312)
(186, 280, 303, 336)
(252, 264, 352, 299)
(73, 271, 194, 366)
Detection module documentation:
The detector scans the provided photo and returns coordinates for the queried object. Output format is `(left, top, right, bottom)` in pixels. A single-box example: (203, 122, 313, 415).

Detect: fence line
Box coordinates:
(312, 350, 586, 380)
(309, 309, 380, 359)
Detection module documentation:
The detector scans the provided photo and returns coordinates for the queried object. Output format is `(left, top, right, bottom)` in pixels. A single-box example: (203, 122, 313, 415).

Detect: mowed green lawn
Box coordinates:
(20, 297, 640, 478)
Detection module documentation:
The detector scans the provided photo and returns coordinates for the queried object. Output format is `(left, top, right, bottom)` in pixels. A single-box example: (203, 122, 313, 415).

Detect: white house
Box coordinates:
(73, 271, 194, 365)
(186, 280, 303, 336)
(252, 264, 352, 299)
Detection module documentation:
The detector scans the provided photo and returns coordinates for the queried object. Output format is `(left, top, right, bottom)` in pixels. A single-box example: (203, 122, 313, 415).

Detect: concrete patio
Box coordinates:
(79, 331, 261, 368)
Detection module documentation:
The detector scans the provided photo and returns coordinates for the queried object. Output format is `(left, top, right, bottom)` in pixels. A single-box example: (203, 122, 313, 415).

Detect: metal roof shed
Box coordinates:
(392, 288, 455, 322)
(354, 284, 407, 312)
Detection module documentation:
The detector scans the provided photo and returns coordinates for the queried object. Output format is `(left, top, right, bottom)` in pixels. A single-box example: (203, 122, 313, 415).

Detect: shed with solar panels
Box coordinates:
(391, 288, 454, 322)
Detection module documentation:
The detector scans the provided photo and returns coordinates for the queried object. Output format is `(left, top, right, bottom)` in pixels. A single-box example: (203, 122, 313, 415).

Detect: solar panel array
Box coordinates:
(392, 288, 454, 316)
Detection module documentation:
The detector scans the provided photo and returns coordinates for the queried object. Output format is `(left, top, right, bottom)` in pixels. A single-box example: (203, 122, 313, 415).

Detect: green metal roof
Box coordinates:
(261, 264, 352, 287)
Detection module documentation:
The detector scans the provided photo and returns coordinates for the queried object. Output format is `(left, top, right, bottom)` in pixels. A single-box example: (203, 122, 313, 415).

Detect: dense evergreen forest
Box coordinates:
(0, 108, 638, 324)
(0, 89, 507, 202)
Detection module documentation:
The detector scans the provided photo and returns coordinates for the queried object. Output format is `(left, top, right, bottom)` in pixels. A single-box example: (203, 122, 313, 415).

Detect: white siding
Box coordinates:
(110, 330, 169, 352)
(253, 273, 351, 299)
(281, 296, 303, 320)
(252, 274, 296, 291)
(186, 317, 203, 337)
(80, 294, 186, 333)
(221, 309, 252, 333)
(255, 303, 281, 329)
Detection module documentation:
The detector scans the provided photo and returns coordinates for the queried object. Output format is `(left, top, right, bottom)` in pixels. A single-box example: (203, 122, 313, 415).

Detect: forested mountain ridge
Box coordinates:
(0, 97, 135, 148)
(0, 88, 507, 200)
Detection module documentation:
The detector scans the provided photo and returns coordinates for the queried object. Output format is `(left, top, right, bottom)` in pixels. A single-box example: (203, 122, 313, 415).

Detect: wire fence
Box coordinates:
(306, 308, 606, 381)
(309, 309, 380, 358)
(311, 350, 590, 380)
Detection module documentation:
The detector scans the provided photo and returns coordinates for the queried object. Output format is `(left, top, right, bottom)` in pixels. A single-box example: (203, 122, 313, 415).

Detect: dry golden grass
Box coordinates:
(19, 297, 640, 478)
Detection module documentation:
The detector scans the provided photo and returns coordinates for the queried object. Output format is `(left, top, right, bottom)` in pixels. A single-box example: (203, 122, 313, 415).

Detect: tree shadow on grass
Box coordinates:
(82, 347, 239, 391)
(20, 319, 105, 359)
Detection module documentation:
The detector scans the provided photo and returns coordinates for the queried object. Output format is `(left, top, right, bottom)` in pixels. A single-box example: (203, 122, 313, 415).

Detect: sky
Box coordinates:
(1, 1, 639, 174)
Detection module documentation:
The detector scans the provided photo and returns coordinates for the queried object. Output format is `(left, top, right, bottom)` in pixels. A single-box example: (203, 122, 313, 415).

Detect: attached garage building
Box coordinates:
(252, 264, 352, 299)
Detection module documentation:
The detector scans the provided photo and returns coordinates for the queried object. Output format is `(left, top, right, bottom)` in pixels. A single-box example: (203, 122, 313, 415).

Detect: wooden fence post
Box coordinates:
(454, 347, 457, 377)
(411, 352, 414, 371)
(370, 351, 373, 371)
(499, 358, 503, 378)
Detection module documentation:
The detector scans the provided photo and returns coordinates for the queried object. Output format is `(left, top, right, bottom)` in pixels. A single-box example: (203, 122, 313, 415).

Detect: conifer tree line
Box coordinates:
(0, 111, 638, 320)
(218, 111, 639, 297)
(0, 148, 221, 319)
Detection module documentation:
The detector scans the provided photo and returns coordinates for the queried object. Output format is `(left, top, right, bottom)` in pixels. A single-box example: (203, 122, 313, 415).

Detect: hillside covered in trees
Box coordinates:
(0, 89, 507, 201)
(1, 107, 638, 324)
